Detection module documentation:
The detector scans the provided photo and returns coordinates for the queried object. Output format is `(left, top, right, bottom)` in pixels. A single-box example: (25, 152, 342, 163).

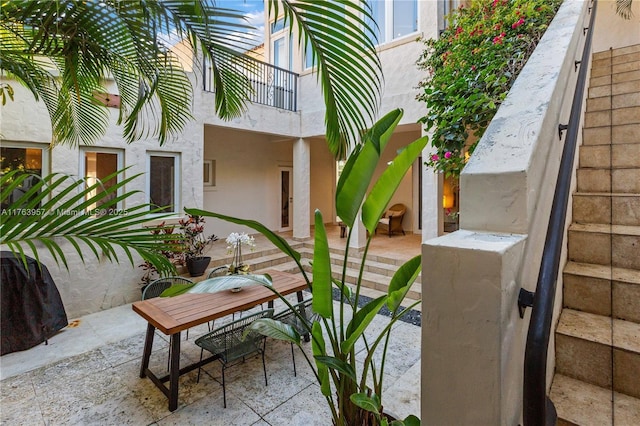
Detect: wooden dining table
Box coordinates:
(132, 270, 308, 411)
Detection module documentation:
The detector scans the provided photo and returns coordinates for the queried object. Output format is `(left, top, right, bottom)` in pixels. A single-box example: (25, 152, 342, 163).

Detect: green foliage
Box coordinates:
(0, 0, 381, 156)
(416, 0, 561, 177)
(186, 109, 426, 425)
(0, 169, 183, 275)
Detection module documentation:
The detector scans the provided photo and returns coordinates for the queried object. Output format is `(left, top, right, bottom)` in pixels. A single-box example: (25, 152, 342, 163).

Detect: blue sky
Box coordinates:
(217, 0, 266, 46)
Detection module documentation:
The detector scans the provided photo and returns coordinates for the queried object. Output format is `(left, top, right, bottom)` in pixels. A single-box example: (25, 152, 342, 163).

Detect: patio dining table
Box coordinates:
(132, 269, 307, 411)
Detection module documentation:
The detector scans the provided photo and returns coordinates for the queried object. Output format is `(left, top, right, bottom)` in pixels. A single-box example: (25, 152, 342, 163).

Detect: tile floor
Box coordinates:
(1, 226, 423, 425)
(1, 298, 421, 425)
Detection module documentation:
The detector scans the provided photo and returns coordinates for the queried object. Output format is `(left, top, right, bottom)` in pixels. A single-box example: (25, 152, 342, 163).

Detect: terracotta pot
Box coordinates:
(186, 256, 211, 277)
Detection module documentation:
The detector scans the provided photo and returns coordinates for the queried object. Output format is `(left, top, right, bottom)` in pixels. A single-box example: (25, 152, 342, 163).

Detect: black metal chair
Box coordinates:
(195, 309, 274, 408)
(273, 299, 317, 377)
(206, 265, 229, 279)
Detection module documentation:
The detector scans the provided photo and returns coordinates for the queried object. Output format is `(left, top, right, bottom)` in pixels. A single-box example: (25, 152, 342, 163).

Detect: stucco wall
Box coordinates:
(422, 0, 592, 423)
(309, 138, 336, 224)
(202, 125, 293, 238)
(593, 0, 640, 53)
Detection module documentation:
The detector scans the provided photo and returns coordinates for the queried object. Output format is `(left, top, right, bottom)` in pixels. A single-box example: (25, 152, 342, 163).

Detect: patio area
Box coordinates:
(0, 227, 422, 425)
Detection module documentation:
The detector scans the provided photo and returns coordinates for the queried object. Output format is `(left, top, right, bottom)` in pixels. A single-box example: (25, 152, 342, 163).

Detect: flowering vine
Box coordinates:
(416, 0, 561, 177)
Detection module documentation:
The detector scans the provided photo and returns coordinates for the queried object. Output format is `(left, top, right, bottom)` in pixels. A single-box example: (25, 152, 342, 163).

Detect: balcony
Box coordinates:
(203, 53, 298, 112)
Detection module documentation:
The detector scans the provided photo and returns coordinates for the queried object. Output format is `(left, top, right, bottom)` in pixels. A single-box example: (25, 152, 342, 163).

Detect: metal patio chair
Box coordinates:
(195, 308, 274, 408)
(273, 299, 317, 377)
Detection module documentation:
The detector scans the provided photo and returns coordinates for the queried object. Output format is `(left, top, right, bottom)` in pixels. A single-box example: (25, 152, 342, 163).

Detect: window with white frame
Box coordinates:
(147, 153, 180, 214)
(80, 148, 123, 212)
(0, 143, 49, 209)
(366, 0, 418, 45)
(271, 18, 292, 71)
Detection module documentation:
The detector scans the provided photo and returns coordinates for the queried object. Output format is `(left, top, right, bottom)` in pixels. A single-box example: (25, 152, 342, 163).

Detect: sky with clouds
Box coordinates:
(217, 0, 266, 47)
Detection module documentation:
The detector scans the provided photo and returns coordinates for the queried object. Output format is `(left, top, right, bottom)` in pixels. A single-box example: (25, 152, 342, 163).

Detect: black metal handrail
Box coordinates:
(520, 1, 597, 424)
(202, 52, 298, 112)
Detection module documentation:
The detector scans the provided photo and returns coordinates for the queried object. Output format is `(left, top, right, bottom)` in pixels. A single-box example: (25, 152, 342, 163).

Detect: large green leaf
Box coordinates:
(312, 210, 333, 318)
(336, 109, 403, 227)
(312, 321, 331, 396)
(315, 355, 357, 382)
(246, 318, 301, 345)
(350, 393, 381, 414)
(386, 255, 422, 313)
(159, 273, 273, 297)
(342, 295, 388, 353)
(362, 135, 429, 233)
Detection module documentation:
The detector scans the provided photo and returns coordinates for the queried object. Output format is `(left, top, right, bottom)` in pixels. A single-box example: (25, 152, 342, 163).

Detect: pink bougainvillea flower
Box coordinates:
(431, 154, 439, 162)
(512, 18, 525, 29)
(444, 151, 452, 159)
(493, 35, 503, 44)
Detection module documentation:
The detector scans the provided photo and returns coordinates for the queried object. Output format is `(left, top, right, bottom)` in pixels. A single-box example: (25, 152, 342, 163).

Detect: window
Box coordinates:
(0, 143, 48, 209)
(366, 0, 417, 45)
(203, 160, 216, 187)
(80, 148, 123, 212)
(147, 153, 180, 214)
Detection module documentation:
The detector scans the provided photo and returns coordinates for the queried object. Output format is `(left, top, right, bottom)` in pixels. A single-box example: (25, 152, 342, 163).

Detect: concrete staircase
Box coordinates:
(550, 45, 640, 424)
(191, 241, 422, 310)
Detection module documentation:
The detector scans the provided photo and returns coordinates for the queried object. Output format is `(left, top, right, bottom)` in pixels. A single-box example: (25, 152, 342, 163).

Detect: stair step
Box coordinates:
(577, 168, 640, 193)
(568, 224, 640, 269)
(583, 123, 640, 146)
(563, 262, 640, 322)
(580, 144, 640, 169)
(572, 193, 640, 226)
(555, 309, 640, 398)
(550, 374, 640, 426)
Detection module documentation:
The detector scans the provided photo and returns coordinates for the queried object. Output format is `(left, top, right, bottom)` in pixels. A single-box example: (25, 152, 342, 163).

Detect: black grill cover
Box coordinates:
(1, 251, 68, 355)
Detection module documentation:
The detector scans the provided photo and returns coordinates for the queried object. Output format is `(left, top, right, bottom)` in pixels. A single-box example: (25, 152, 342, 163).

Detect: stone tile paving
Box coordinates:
(1, 300, 421, 425)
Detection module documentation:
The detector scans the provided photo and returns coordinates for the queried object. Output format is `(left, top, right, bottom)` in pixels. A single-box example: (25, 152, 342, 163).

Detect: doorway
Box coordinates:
(279, 167, 293, 231)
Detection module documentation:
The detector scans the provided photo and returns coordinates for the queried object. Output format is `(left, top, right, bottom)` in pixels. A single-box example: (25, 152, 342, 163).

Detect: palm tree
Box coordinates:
(0, 0, 381, 157)
(0, 0, 382, 272)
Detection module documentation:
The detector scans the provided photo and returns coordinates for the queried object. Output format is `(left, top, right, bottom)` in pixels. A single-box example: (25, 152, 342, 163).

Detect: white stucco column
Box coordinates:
(293, 138, 311, 240)
(421, 138, 442, 240)
(422, 231, 527, 425)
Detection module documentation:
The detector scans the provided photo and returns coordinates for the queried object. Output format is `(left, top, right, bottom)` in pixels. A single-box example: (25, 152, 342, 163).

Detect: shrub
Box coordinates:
(417, 0, 562, 177)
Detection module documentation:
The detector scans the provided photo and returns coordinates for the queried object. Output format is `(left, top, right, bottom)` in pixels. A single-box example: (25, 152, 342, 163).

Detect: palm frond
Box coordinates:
(0, 169, 183, 275)
(616, 0, 634, 19)
(271, 0, 382, 158)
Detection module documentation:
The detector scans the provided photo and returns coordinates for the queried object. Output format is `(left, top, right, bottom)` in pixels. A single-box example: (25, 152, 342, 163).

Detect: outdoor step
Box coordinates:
(613, 106, 640, 126)
(292, 270, 422, 314)
(580, 144, 640, 169)
(577, 168, 640, 193)
(550, 374, 640, 426)
(555, 309, 640, 398)
(567, 224, 640, 269)
(563, 262, 640, 322)
(572, 193, 640, 226)
(582, 123, 640, 146)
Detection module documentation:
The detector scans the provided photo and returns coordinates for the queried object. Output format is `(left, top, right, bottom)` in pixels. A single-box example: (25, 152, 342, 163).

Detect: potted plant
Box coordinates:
(178, 213, 218, 277)
(185, 109, 425, 425)
(225, 232, 255, 274)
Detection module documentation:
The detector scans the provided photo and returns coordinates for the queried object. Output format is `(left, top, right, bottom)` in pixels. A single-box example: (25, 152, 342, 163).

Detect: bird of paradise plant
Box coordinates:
(175, 109, 426, 425)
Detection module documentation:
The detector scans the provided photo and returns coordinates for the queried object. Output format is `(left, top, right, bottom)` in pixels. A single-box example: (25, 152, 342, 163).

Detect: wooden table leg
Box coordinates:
(140, 323, 155, 378)
(169, 332, 181, 411)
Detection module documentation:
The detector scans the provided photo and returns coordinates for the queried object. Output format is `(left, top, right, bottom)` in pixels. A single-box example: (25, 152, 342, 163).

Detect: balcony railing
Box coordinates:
(203, 53, 298, 112)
